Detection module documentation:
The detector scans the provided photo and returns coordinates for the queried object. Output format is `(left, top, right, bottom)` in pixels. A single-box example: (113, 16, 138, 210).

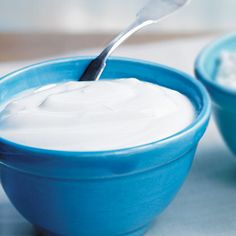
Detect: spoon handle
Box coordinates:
(79, 18, 152, 81)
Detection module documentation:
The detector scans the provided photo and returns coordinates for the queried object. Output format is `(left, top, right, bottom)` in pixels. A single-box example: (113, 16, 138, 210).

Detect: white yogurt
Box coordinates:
(0, 79, 195, 151)
(217, 51, 236, 89)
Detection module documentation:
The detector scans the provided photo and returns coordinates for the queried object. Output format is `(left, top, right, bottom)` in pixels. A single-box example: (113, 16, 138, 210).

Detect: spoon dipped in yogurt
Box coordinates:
(80, 0, 191, 81)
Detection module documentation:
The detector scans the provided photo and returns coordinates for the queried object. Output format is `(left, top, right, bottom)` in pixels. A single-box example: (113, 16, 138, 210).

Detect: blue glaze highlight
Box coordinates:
(195, 33, 236, 155)
(0, 57, 210, 236)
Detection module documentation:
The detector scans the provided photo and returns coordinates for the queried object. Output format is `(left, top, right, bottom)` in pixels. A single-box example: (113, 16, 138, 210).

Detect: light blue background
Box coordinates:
(0, 0, 235, 33)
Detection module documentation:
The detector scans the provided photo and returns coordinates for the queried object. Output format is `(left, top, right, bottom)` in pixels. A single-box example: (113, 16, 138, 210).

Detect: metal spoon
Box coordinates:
(80, 0, 190, 81)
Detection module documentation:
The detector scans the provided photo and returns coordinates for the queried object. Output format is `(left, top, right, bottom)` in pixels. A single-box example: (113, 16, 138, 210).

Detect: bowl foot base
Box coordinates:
(123, 224, 150, 236)
(36, 223, 150, 236)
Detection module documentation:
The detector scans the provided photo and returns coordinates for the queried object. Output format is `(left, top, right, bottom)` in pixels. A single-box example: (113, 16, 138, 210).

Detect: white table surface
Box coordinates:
(1, 36, 236, 236)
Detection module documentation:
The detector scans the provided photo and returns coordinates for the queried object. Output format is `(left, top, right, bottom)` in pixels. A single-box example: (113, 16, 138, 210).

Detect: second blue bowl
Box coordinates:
(195, 33, 236, 155)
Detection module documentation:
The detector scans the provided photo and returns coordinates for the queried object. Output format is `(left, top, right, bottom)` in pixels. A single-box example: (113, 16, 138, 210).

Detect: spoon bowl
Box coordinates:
(138, 0, 191, 22)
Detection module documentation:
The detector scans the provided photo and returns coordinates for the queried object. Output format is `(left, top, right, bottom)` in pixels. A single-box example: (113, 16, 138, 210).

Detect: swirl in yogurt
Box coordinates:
(0, 79, 195, 151)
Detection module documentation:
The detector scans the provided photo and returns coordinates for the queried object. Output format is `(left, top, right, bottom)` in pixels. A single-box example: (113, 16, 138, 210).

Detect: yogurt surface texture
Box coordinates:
(0, 79, 195, 151)
(217, 51, 236, 89)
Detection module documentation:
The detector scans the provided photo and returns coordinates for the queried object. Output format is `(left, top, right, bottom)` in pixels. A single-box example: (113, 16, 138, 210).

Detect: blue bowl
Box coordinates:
(195, 33, 236, 155)
(0, 57, 210, 236)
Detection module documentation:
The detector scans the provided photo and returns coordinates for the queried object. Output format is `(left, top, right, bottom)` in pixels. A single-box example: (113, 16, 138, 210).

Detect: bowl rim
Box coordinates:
(0, 56, 211, 158)
(195, 32, 236, 97)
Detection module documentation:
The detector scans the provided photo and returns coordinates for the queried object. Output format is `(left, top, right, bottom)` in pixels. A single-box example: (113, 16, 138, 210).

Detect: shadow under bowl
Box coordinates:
(195, 33, 236, 155)
(0, 57, 210, 236)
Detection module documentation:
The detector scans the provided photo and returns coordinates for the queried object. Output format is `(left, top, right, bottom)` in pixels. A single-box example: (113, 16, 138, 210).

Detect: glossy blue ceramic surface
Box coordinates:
(195, 33, 236, 155)
(0, 57, 210, 236)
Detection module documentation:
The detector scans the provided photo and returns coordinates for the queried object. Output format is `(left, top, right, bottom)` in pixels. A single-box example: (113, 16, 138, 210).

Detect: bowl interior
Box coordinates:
(196, 34, 236, 85)
(0, 57, 204, 114)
